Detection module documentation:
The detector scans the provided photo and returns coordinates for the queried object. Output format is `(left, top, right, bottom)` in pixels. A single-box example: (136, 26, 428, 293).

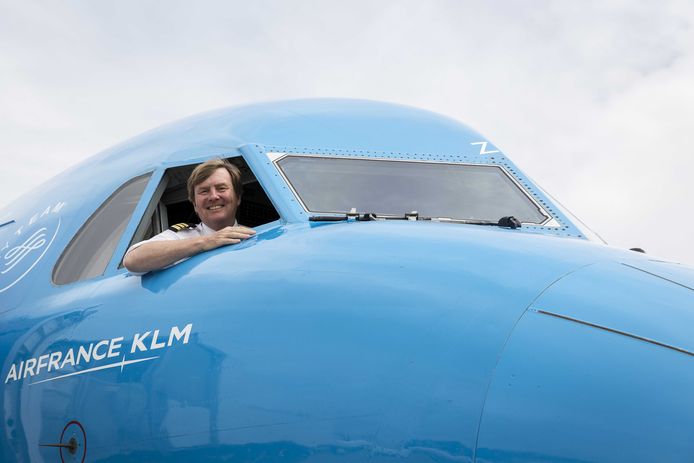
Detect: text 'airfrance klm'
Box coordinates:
(4, 323, 192, 384)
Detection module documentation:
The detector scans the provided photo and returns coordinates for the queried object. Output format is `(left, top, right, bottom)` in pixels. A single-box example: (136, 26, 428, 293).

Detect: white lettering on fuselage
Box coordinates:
(470, 141, 500, 155)
(1, 201, 65, 294)
(4, 323, 193, 385)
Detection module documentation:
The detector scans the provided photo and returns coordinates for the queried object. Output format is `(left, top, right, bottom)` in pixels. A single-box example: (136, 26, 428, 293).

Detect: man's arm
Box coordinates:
(123, 226, 256, 273)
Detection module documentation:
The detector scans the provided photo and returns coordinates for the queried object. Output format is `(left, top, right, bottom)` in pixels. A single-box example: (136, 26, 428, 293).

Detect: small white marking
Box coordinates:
(470, 141, 499, 155)
(2, 228, 48, 274)
(52, 202, 66, 214)
(30, 355, 159, 386)
(0, 219, 61, 293)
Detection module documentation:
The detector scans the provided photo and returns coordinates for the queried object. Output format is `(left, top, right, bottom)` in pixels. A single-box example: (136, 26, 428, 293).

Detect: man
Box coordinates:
(123, 159, 256, 273)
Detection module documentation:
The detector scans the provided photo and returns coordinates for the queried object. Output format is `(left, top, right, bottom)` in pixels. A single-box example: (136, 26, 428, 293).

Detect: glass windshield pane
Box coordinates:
(53, 173, 151, 284)
(277, 156, 548, 223)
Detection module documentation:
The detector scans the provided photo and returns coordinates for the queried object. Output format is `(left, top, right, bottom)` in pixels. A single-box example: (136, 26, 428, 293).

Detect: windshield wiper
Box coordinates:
(309, 208, 377, 222)
(310, 208, 422, 222)
(421, 215, 521, 229)
(497, 216, 522, 228)
(310, 210, 522, 229)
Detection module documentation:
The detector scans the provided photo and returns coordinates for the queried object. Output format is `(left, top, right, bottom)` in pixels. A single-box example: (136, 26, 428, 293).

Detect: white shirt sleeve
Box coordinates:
(124, 223, 229, 275)
(125, 229, 182, 256)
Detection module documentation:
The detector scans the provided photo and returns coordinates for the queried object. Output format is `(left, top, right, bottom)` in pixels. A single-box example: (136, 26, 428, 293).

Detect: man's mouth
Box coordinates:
(207, 205, 224, 211)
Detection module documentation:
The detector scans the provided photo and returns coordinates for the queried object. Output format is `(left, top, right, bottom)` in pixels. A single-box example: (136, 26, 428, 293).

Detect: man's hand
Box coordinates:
(201, 226, 256, 251)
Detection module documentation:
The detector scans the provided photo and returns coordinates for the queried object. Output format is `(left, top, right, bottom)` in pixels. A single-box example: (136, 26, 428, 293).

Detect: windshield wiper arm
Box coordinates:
(310, 211, 522, 228)
(309, 212, 385, 222)
(427, 216, 521, 228)
(310, 209, 424, 222)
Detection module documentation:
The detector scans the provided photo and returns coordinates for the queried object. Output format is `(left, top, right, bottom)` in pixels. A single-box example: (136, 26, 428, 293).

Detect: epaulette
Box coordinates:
(168, 223, 196, 232)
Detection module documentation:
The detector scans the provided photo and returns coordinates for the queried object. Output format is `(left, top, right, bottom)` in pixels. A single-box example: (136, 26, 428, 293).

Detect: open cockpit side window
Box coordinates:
(123, 156, 279, 262)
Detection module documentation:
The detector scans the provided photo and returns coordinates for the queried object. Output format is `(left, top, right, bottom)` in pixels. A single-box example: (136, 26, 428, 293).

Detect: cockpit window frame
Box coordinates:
(52, 172, 153, 285)
(116, 154, 283, 270)
(271, 153, 556, 226)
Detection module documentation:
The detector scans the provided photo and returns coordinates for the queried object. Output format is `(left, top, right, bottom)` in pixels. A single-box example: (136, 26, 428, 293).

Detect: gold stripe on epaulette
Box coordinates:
(170, 223, 189, 232)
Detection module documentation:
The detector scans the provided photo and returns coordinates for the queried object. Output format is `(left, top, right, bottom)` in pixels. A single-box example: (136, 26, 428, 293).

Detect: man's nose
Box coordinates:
(209, 188, 220, 199)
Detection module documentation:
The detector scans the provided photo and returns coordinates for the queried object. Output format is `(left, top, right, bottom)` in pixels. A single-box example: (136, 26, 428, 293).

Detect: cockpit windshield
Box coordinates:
(276, 156, 550, 224)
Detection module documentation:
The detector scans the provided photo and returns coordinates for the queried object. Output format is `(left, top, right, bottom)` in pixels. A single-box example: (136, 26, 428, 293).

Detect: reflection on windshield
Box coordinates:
(276, 156, 549, 224)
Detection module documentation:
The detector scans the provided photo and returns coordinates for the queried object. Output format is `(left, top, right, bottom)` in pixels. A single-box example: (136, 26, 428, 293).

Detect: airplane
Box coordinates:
(1, 98, 692, 463)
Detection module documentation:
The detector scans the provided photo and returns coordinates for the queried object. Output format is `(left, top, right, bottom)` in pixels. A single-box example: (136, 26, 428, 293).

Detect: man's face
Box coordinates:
(193, 168, 241, 230)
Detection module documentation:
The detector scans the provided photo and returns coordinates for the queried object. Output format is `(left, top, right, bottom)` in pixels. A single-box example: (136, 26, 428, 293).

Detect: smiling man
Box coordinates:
(123, 159, 256, 273)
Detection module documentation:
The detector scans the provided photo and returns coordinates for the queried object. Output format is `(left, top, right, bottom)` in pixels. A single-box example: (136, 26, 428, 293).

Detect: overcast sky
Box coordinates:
(1, 0, 693, 265)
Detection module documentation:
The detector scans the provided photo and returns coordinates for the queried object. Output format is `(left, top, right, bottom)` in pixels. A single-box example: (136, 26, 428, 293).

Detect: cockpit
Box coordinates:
(50, 149, 580, 287)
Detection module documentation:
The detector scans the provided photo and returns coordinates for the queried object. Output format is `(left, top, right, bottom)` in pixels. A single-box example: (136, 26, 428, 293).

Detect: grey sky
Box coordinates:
(1, 0, 693, 264)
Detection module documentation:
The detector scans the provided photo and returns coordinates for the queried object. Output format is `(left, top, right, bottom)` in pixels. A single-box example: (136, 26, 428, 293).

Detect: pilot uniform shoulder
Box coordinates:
(168, 223, 197, 232)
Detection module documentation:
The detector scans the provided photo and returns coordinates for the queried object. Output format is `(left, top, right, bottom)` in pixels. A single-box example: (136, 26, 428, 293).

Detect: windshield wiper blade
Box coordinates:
(308, 215, 351, 222)
(309, 212, 383, 222)
(424, 216, 522, 229)
(310, 208, 408, 222)
(309, 211, 521, 229)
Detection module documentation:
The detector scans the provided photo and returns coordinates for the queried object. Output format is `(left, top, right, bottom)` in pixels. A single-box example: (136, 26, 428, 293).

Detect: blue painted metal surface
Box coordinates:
(1, 99, 692, 462)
